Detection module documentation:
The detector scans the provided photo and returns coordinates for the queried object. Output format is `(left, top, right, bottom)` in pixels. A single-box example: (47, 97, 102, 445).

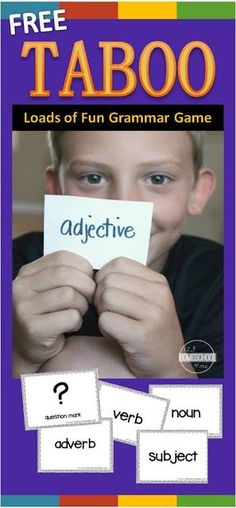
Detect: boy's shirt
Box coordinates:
(13, 232, 223, 378)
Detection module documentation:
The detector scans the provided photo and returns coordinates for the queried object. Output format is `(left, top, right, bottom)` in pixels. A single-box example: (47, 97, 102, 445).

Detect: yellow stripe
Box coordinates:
(118, 2, 177, 19)
(118, 495, 177, 507)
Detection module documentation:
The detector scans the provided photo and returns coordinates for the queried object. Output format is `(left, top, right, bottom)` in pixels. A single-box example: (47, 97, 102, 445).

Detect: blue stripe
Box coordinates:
(1, 496, 59, 507)
(1, 2, 59, 19)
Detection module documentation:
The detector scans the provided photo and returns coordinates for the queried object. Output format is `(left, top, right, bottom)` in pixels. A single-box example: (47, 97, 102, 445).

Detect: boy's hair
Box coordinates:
(47, 131, 203, 177)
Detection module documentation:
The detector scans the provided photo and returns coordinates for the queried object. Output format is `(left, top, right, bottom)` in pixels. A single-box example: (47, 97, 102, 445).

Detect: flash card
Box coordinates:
(149, 384, 223, 438)
(38, 419, 113, 473)
(44, 195, 153, 268)
(99, 382, 169, 445)
(137, 430, 208, 484)
(21, 370, 100, 429)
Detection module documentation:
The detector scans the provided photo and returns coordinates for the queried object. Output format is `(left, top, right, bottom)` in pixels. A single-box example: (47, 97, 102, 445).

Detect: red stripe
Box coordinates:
(60, 3, 118, 19)
(60, 495, 118, 506)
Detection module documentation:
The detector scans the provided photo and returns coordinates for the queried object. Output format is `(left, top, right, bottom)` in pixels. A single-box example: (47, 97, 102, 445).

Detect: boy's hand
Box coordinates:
(13, 251, 95, 373)
(94, 257, 194, 378)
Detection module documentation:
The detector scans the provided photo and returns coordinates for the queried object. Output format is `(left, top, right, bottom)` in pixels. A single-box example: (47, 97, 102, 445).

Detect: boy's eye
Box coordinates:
(79, 172, 105, 185)
(147, 174, 172, 185)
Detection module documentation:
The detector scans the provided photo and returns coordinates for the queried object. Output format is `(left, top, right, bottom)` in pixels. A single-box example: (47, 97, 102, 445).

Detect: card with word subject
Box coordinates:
(1, 1, 235, 507)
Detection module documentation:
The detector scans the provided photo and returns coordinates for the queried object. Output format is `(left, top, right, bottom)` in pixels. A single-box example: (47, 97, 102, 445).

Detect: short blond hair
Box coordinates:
(47, 131, 203, 176)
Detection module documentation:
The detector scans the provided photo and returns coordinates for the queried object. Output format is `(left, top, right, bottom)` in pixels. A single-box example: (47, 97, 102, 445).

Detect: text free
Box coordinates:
(9, 10, 67, 35)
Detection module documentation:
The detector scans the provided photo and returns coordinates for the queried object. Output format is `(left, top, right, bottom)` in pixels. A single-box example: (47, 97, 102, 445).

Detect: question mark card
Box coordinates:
(99, 382, 169, 445)
(38, 419, 113, 473)
(21, 370, 100, 430)
(44, 195, 153, 268)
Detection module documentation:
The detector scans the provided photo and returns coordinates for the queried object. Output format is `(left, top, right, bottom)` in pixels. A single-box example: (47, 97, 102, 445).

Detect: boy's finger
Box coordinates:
(98, 311, 140, 350)
(95, 272, 165, 305)
(95, 257, 165, 284)
(95, 286, 156, 321)
(15, 267, 96, 302)
(19, 287, 89, 317)
(32, 308, 83, 338)
(17, 250, 93, 278)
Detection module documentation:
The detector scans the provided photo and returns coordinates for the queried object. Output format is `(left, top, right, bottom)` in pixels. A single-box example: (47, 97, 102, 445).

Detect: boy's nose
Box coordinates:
(110, 185, 142, 202)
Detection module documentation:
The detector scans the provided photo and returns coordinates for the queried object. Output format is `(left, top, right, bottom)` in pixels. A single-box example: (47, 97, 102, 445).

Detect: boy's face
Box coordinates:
(47, 131, 214, 270)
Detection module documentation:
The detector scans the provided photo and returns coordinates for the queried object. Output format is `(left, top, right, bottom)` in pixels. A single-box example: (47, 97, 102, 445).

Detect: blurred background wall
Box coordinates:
(13, 131, 224, 243)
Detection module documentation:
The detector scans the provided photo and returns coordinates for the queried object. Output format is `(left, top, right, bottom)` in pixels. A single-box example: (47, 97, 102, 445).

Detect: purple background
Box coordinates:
(1, 19, 235, 495)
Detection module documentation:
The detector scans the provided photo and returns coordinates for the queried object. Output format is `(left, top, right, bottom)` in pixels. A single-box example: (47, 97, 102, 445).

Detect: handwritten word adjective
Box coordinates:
(60, 217, 136, 244)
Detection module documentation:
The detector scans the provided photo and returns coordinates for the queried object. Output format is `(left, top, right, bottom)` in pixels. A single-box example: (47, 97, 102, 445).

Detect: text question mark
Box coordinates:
(53, 382, 69, 404)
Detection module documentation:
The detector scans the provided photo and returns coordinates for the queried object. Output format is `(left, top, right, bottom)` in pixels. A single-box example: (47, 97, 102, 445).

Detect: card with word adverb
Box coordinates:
(44, 195, 153, 268)
(21, 370, 100, 430)
(38, 419, 113, 473)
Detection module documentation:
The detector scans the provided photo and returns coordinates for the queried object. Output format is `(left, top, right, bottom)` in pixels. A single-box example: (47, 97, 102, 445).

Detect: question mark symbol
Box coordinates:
(53, 382, 69, 404)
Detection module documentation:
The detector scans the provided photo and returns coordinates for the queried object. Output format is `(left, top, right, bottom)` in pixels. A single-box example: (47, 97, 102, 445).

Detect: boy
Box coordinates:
(13, 131, 223, 378)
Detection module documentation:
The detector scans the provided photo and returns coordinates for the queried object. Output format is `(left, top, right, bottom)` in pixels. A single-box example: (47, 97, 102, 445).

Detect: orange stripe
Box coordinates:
(118, 2, 177, 19)
(118, 495, 177, 506)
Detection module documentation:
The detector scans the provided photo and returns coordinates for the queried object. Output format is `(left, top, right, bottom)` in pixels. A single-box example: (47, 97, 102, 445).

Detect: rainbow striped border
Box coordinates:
(1, 2, 235, 506)
(1, 494, 236, 506)
(1, 2, 235, 19)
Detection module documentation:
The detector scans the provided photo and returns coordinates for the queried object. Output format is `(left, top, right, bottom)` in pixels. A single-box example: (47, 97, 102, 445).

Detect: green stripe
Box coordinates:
(178, 2, 235, 19)
(177, 495, 236, 507)
(1, 496, 59, 507)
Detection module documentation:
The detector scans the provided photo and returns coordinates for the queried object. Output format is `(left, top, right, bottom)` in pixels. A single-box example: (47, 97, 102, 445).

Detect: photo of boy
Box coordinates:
(13, 131, 223, 379)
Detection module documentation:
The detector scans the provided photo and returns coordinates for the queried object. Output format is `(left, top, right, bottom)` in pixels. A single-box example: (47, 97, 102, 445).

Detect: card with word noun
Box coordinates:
(1, 1, 235, 507)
